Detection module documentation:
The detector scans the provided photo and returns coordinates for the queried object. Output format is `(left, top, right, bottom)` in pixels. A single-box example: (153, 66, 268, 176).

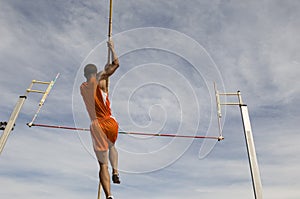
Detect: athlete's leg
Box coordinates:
(96, 151, 112, 198)
(108, 140, 118, 173)
(108, 141, 120, 184)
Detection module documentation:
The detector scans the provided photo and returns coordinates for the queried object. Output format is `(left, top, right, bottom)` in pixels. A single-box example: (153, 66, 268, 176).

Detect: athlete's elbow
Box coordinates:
(113, 59, 120, 68)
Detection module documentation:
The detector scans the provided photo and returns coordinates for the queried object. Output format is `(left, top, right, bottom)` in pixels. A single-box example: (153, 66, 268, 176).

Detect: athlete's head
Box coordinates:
(84, 64, 97, 79)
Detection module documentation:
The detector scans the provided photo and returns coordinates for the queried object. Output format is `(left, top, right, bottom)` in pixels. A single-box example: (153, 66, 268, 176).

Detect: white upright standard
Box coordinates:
(215, 84, 263, 199)
(240, 104, 263, 199)
(0, 74, 59, 155)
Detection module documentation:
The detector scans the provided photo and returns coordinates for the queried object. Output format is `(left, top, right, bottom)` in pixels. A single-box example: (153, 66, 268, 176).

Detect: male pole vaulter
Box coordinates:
(80, 40, 120, 199)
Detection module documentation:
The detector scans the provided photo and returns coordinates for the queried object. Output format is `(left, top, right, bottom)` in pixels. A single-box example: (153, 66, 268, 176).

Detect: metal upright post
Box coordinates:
(0, 95, 27, 154)
(0, 80, 35, 154)
(215, 85, 263, 199)
(239, 102, 263, 199)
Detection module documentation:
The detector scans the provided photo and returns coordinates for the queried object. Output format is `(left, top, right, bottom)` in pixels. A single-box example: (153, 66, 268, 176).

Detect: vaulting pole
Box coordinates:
(107, 0, 113, 65)
(105, 0, 114, 94)
(98, 1, 113, 197)
(97, 182, 102, 199)
(108, 0, 113, 40)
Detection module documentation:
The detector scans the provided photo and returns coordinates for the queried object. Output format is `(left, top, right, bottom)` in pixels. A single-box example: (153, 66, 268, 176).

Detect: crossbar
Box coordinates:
(28, 123, 224, 141)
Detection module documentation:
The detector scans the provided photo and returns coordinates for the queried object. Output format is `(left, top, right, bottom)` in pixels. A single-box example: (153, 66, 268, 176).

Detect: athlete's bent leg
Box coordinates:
(108, 141, 118, 172)
(108, 141, 120, 184)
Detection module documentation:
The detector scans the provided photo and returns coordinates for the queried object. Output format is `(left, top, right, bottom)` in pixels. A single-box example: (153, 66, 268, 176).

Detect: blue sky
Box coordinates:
(0, 0, 299, 199)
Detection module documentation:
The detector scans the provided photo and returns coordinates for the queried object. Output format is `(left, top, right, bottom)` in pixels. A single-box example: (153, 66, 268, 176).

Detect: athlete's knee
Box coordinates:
(98, 163, 109, 179)
(108, 140, 116, 149)
(98, 161, 109, 171)
(95, 150, 109, 165)
(99, 161, 108, 167)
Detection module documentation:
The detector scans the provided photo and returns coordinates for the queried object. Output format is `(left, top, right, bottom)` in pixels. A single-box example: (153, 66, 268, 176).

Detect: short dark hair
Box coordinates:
(84, 64, 97, 78)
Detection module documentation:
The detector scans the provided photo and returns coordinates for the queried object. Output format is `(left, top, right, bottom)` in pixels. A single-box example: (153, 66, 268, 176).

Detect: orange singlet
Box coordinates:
(80, 78, 118, 151)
